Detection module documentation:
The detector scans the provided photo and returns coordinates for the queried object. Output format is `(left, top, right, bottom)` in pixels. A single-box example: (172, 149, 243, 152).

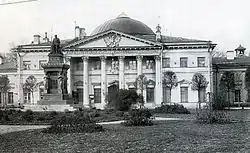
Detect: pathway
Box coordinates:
(0, 117, 183, 135)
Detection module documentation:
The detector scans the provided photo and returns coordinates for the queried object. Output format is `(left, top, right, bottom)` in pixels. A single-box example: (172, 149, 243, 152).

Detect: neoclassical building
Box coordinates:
(12, 14, 216, 109)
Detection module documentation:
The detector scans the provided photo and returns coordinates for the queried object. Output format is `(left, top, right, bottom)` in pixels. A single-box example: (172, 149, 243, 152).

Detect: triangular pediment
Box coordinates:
(64, 30, 160, 49)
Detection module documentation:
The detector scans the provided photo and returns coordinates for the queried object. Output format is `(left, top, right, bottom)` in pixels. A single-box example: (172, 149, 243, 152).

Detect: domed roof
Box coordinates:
(91, 13, 155, 36)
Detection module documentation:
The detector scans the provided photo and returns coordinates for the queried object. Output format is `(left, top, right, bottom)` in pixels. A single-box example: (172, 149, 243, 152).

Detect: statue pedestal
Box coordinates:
(37, 51, 73, 108)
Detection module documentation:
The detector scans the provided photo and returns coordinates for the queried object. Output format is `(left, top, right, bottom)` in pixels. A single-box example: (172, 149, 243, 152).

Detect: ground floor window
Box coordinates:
(24, 92, 31, 104)
(163, 87, 171, 103)
(235, 90, 241, 102)
(94, 88, 101, 103)
(146, 87, 154, 103)
(180, 87, 188, 102)
(8, 92, 13, 104)
(199, 89, 206, 103)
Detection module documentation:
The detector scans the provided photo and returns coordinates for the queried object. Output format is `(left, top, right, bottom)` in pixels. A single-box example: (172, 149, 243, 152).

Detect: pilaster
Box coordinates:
(82, 56, 89, 107)
(100, 56, 107, 108)
(65, 56, 72, 96)
(119, 56, 125, 89)
(155, 55, 162, 105)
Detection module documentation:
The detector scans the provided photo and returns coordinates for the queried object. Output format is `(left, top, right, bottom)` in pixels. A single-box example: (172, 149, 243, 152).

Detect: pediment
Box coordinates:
(64, 30, 160, 49)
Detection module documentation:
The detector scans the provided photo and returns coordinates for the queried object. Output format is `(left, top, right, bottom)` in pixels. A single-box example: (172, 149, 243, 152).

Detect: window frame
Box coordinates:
(197, 57, 206, 67)
(180, 57, 188, 68)
(180, 87, 188, 103)
(146, 87, 155, 103)
(162, 57, 170, 68)
(94, 88, 101, 103)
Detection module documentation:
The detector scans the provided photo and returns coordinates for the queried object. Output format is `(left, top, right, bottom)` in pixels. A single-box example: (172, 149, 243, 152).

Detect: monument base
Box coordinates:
(38, 94, 73, 105)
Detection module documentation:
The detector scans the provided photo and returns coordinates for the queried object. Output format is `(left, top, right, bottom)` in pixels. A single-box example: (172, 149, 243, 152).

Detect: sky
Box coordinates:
(0, 0, 250, 54)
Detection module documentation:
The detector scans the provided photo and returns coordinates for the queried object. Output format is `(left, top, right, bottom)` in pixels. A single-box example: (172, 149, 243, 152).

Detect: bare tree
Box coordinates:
(219, 71, 235, 106)
(0, 75, 11, 107)
(23, 75, 38, 104)
(211, 46, 226, 57)
(191, 73, 209, 109)
(133, 74, 149, 107)
(162, 71, 178, 105)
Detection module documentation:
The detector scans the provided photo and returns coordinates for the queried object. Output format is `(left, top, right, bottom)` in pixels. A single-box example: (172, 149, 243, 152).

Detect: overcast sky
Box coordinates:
(1, 0, 250, 53)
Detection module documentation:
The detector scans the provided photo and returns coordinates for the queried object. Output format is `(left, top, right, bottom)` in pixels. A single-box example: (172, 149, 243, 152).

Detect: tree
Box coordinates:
(162, 71, 178, 105)
(23, 75, 38, 104)
(133, 74, 149, 107)
(211, 46, 226, 57)
(191, 73, 209, 109)
(219, 71, 235, 106)
(0, 75, 11, 107)
(245, 67, 250, 102)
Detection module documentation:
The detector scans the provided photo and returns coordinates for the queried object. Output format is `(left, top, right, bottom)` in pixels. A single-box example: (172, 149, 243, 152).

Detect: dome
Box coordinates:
(91, 13, 155, 36)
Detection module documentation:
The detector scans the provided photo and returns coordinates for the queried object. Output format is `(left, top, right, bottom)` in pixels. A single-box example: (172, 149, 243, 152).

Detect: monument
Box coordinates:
(38, 35, 73, 106)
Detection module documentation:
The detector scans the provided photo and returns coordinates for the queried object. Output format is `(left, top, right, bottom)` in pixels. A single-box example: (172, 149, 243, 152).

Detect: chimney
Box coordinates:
(156, 24, 161, 42)
(79, 28, 87, 39)
(226, 51, 235, 60)
(43, 32, 49, 43)
(33, 35, 41, 44)
(75, 26, 80, 39)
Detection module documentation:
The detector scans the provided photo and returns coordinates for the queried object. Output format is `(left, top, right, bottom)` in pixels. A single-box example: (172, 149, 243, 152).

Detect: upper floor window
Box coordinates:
(39, 60, 47, 70)
(197, 57, 205, 67)
(23, 61, 31, 70)
(90, 60, 101, 70)
(128, 60, 137, 70)
(180, 57, 188, 67)
(162, 58, 170, 68)
(75, 62, 83, 71)
(145, 60, 154, 69)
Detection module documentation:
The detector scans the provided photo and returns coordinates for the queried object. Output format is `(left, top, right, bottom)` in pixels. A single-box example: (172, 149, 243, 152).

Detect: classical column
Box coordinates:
(82, 56, 89, 107)
(100, 56, 107, 108)
(65, 56, 72, 96)
(119, 56, 125, 89)
(17, 53, 24, 104)
(155, 55, 162, 105)
(136, 55, 143, 76)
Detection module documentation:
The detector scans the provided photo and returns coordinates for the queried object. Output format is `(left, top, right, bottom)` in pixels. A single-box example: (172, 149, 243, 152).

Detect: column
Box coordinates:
(119, 56, 125, 89)
(100, 56, 107, 108)
(82, 56, 89, 107)
(136, 55, 143, 76)
(155, 55, 162, 105)
(65, 56, 72, 96)
(17, 53, 24, 104)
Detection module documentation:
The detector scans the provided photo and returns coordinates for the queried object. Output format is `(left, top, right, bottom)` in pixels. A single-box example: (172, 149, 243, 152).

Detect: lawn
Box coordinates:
(0, 119, 249, 153)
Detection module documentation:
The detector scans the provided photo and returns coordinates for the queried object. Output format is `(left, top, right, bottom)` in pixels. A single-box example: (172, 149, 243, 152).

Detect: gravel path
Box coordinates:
(0, 125, 49, 134)
(0, 117, 183, 134)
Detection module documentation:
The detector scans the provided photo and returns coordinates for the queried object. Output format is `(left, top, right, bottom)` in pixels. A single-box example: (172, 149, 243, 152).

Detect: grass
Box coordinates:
(0, 120, 249, 153)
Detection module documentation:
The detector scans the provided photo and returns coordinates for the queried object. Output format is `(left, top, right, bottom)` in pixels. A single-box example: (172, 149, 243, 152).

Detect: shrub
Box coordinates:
(154, 103, 190, 114)
(196, 106, 231, 124)
(44, 113, 104, 133)
(0, 110, 10, 122)
(107, 89, 139, 111)
(123, 109, 153, 126)
(22, 109, 34, 122)
(213, 93, 229, 110)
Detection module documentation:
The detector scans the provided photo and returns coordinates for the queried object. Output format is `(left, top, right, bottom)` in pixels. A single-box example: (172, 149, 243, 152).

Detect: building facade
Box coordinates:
(12, 14, 215, 109)
(213, 45, 250, 105)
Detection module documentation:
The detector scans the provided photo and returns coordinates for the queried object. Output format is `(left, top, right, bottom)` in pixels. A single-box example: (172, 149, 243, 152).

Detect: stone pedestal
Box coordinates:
(37, 52, 73, 105)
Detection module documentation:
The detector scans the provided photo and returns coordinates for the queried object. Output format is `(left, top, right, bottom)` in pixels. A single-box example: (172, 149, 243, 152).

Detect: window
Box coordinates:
(163, 58, 170, 68)
(91, 60, 101, 70)
(39, 60, 47, 69)
(199, 89, 206, 103)
(180, 87, 188, 102)
(163, 87, 171, 103)
(0, 92, 1, 104)
(235, 90, 241, 102)
(180, 57, 188, 67)
(94, 88, 101, 103)
(128, 60, 137, 70)
(24, 92, 31, 104)
(197, 57, 205, 67)
(8, 92, 13, 104)
(145, 60, 154, 69)
(235, 73, 242, 85)
(75, 62, 83, 71)
(146, 87, 154, 103)
(23, 61, 31, 70)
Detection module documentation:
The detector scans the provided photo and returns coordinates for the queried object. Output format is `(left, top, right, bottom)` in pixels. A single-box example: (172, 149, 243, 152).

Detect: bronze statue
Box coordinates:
(51, 35, 61, 54)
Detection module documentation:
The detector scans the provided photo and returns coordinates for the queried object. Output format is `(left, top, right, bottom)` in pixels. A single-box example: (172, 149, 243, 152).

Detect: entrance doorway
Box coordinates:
(107, 84, 119, 104)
